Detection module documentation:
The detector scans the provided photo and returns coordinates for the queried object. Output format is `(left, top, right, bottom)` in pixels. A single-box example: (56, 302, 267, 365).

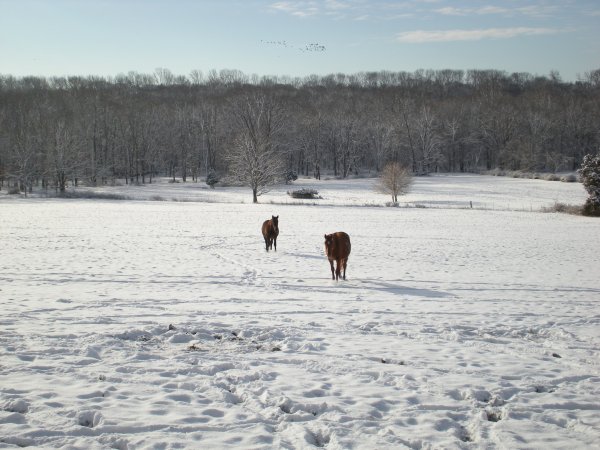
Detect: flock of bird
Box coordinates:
(260, 40, 326, 52)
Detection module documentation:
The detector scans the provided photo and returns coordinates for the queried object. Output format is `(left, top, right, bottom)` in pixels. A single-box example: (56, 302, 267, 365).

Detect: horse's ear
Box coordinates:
(276, 215, 279, 219)
(324, 234, 327, 239)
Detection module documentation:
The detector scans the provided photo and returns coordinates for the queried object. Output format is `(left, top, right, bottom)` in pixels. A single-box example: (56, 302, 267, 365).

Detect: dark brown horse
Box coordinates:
(261, 215, 279, 251)
(324, 232, 351, 280)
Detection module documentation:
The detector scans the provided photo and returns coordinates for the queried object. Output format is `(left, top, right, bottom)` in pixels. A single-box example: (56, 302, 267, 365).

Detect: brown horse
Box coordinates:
(262, 215, 279, 252)
(324, 232, 351, 280)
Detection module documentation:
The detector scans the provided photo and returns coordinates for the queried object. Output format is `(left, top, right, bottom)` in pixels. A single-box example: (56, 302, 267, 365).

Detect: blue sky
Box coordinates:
(1, 0, 598, 81)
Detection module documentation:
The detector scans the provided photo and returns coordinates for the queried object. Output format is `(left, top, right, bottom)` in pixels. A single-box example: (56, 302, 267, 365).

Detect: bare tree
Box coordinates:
(366, 119, 394, 171)
(338, 114, 362, 178)
(375, 161, 413, 203)
(414, 106, 441, 174)
(299, 112, 324, 179)
(227, 93, 285, 203)
(189, 69, 204, 85)
(521, 108, 552, 170)
(477, 100, 517, 170)
(394, 98, 418, 172)
(199, 102, 222, 175)
(50, 119, 82, 192)
(5, 105, 40, 195)
(154, 68, 174, 86)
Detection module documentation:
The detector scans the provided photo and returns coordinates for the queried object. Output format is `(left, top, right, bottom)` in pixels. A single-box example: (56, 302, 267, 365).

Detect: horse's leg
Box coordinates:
(335, 259, 341, 281)
(342, 258, 347, 280)
(329, 259, 335, 280)
(264, 236, 269, 252)
(274, 236, 277, 251)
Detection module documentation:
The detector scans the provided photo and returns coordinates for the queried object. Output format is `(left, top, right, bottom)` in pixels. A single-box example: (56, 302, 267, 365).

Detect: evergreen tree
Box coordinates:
(579, 154, 600, 216)
(205, 169, 220, 189)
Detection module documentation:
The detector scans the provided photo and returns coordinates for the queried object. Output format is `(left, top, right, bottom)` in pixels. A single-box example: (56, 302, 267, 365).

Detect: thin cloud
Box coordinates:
(269, 1, 319, 17)
(476, 6, 509, 15)
(396, 27, 561, 43)
(268, 1, 558, 21)
(269, 0, 391, 20)
(434, 6, 466, 16)
(515, 4, 560, 17)
(325, 0, 351, 10)
(269, 0, 352, 17)
(433, 6, 514, 16)
(434, 4, 558, 17)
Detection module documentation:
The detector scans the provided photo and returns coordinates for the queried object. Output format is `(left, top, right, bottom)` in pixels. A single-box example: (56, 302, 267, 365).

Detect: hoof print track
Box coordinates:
(307, 429, 331, 448)
(485, 409, 503, 423)
(78, 410, 102, 428)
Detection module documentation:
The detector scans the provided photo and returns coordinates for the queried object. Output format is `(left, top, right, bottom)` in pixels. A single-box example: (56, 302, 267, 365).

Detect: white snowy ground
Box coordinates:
(1, 175, 599, 449)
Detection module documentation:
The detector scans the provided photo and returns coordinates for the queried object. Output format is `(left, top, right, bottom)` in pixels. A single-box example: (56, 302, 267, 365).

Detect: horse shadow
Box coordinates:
(354, 279, 451, 299)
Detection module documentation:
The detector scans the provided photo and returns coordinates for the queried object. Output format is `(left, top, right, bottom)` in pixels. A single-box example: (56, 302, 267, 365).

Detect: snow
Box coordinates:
(7, 172, 585, 211)
(0, 174, 599, 449)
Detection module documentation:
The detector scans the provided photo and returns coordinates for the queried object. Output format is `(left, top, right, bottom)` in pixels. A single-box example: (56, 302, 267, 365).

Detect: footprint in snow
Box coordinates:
(77, 390, 105, 399)
(202, 408, 225, 418)
(462, 389, 491, 403)
(0, 437, 34, 448)
(534, 385, 556, 393)
(100, 436, 129, 450)
(459, 425, 474, 442)
(303, 389, 326, 398)
(85, 347, 101, 359)
(305, 429, 331, 448)
(78, 410, 103, 428)
(2, 399, 29, 414)
(485, 408, 503, 422)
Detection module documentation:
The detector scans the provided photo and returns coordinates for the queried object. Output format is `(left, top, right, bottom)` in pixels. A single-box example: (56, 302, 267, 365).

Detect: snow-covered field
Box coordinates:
(32, 173, 587, 211)
(1, 175, 599, 449)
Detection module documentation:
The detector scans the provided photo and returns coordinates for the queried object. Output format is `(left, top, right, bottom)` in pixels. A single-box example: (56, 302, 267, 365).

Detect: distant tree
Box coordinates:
(154, 67, 174, 86)
(5, 105, 40, 195)
(174, 103, 199, 182)
(189, 69, 204, 85)
(284, 169, 297, 184)
(477, 100, 517, 170)
(336, 110, 361, 178)
(199, 102, 223, 177)
(51, 119, 82, 192)
(227, 93, 285, 203)
(414, 106, 442, 174)
(579, 154, 600, 216)
(365, 118, 394, 172)
(376, 161, 413, 203)
(205, 169, 219, 188)
(299, 112, 324, 179)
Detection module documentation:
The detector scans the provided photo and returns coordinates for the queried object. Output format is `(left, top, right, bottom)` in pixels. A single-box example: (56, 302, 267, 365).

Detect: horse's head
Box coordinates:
(271, 215, 279, 232)
(324, 233, 333, 256)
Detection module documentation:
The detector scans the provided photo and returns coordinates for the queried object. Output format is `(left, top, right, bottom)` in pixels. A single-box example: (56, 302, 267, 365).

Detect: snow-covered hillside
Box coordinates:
(1, 175, 598, 449)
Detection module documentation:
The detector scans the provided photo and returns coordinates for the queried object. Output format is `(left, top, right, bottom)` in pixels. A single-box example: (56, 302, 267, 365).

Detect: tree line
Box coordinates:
(1, 67, 599, 195)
